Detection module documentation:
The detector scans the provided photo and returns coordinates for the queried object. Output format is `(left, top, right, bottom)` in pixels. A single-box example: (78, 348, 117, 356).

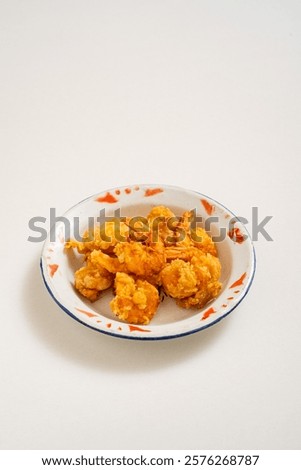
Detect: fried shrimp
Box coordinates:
(147, 205, 176, 242)
(110, 272, 159, 324)
(114, 241, 165, 277)
(65, 221, 129, 254)
(74, 261, 113, 302)
(89, 249, 128, 273)
(160, 259, 198, 299)
(147, 205, 175, 222)
(177, 252, 222, 309)
(167, 210, 217, 255)
(66, 205, 222, 324)
(190, 227, 217, 256)
(161, 252, 221, 307)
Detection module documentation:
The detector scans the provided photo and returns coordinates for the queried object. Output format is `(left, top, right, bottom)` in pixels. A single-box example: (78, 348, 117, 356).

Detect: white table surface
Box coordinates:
(1, 0, 301, 450)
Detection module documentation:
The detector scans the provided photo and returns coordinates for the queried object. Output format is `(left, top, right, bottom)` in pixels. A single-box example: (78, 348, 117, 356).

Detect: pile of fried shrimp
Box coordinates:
(65, 206, 222, 325)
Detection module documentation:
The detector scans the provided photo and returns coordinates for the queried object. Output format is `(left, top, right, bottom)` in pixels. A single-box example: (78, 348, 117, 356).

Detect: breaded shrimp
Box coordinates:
(164, 246, 200, 262)
(65, 221, 129, 254)
(190, 250, 221, 281)
(178, 280, 221, 309)
(147, 205, 175, 222)
(160, 259, 198, 299)
(89, 249, 128, 273)
(74, 261, 113, 302)
(177, 252, 222, 309)
(147, 205, 176, 242)
(169, 210, 217, 256)
(110, 273, 159, 324)
(114, 241, 165, 277)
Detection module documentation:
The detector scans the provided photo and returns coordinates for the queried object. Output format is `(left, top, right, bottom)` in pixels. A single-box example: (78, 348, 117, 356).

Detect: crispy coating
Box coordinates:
(74, 261, 113, 301)
(190, 227, 217, 256)
(165, 243, 217, 262)
(110, 273, 159, 324)
(177, 252, 222, 309)
(191, 250, 221, 281)
(161, 251, 221, 308)
(164, 246, 199, 261)
(147, 205, 175, 222)
(114, 241, 165, 277)
(160, 259, 198, 299)
(90, 249, 128, 273)
(127, 217, 150, 242)
(65, 221, 130, 254)
(147, 205, 176, 242)
(165, 210, 217, 255)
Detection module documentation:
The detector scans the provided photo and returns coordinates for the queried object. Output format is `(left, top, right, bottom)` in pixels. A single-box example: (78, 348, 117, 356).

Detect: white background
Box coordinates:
(1, 0, 301, 450)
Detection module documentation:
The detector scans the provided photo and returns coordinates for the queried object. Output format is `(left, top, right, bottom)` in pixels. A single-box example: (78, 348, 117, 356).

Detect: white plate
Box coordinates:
(40, 184, 256, 340)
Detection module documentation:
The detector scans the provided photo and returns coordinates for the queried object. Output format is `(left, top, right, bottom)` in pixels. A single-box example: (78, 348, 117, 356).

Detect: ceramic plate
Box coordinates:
(40, 184, 256, 340)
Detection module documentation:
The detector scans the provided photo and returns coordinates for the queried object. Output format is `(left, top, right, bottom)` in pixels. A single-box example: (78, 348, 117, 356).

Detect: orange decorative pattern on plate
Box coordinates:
(201, 199, 215, 215)
(230, 272, 247, 289)
(96, 192, 118, 203)
(76, 308, 98, 318)
(129, 325, 151, 333)
(228, 227, 245, 244)
(144, 188, 163, 197)
(48, 264, 59, 277)
(201, 307, 216, 320)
